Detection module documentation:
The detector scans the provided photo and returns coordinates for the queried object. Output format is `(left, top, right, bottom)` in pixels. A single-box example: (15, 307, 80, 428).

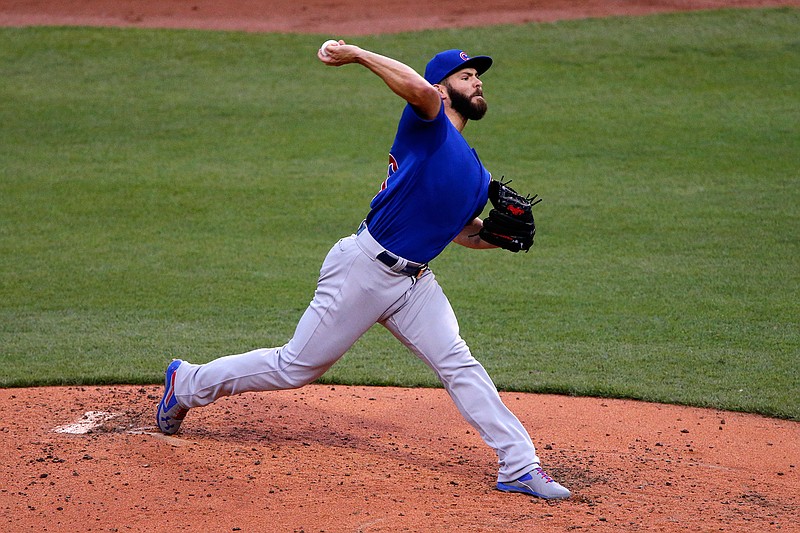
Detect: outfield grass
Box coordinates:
(1, 9, 798, 419)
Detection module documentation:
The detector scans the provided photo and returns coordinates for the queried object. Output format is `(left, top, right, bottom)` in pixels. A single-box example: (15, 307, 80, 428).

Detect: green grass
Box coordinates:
(1, 8, 798, 419)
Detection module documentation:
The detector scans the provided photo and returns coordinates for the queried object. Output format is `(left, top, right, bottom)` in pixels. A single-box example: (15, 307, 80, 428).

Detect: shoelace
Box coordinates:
(533, 467, 555, 483)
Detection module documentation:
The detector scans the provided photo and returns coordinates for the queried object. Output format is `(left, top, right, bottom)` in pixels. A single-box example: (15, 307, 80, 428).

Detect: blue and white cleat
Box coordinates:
(497, 467, 571, 499)
(156, 359, 188, 435)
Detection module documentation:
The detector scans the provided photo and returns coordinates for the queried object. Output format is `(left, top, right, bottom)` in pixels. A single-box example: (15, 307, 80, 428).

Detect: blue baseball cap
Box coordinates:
(424, 49, 493, 85)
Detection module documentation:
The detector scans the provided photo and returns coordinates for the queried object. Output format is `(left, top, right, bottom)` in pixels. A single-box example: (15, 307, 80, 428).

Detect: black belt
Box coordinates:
(376, 251, 428, 279)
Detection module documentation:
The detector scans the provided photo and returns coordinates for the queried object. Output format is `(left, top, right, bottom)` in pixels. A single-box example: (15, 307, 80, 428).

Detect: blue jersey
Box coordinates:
(365, 104, 491, 264)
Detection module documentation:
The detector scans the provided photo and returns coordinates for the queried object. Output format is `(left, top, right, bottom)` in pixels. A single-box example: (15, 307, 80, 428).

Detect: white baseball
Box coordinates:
(319, 39, 339, 57)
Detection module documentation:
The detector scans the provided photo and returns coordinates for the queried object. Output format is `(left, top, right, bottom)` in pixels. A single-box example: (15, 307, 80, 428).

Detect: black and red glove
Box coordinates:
(479, 179, 541, 253)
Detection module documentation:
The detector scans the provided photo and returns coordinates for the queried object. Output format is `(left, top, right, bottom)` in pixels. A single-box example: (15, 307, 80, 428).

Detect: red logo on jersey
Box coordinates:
(379, 153, 399, 191)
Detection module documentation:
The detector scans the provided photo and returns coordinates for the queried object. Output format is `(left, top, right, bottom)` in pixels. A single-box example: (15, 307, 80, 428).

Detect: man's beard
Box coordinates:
(444, 83, 488, 121)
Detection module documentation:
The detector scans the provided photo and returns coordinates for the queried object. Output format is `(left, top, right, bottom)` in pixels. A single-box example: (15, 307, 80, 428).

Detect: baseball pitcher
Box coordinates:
(157, 42, 570, 500)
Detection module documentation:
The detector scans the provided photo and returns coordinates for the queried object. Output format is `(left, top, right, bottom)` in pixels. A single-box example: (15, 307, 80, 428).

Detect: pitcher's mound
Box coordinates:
(1, 385, 797, 531)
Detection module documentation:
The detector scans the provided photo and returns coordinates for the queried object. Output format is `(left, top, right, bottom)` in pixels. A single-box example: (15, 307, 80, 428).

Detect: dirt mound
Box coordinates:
(2, 385, 798, 531)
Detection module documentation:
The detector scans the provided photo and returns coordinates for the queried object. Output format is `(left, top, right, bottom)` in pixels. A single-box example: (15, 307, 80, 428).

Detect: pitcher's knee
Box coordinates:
(277, 359, 333, 389)
(436, 355, 484, 385)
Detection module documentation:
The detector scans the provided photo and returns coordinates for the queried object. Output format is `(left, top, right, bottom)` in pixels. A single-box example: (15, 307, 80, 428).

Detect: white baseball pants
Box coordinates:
(172, 227, 540, 482)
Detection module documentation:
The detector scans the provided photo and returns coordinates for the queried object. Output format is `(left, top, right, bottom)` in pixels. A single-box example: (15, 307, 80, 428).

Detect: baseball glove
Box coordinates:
(479, 178, 541, 253)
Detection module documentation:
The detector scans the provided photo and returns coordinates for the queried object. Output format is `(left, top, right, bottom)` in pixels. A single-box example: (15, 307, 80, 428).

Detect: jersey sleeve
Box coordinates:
(392, 104, 449, 158)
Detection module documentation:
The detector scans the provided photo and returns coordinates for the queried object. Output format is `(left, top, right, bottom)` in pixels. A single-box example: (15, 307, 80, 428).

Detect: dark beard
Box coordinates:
(444, 82, 488, 121)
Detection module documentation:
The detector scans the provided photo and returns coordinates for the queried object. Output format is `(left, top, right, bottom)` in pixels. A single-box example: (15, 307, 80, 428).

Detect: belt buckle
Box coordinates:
(415, 265, 428, 279)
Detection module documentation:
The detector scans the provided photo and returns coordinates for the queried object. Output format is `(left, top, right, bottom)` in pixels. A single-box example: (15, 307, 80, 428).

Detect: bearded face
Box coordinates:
(442, 79, 488, 121)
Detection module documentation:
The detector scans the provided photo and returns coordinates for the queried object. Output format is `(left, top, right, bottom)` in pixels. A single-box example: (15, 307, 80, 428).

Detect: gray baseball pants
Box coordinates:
(172, 227, 540, 482)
